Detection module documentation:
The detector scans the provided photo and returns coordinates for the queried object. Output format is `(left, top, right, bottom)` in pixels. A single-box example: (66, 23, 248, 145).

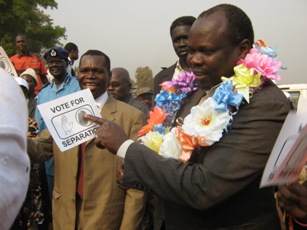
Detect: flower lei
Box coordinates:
(138, 40, 283, 162)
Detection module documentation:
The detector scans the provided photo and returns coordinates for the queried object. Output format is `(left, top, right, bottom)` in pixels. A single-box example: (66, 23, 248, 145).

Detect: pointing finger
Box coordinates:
(84, 114, 106, 125)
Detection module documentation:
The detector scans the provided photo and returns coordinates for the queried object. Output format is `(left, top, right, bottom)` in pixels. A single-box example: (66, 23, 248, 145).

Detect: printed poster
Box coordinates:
(0, 46, 18, 77)
(260, 111, 307, 187)
(37, 89, 101, 152)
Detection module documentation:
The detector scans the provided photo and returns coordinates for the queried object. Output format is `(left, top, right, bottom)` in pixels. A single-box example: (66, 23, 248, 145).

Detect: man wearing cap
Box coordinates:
(136, 87, 154, 111)
(35, 46, 80, 226)
(20, 68, 38, 118)
(15, 77, 29, 98)
(10, 34, 48, 94)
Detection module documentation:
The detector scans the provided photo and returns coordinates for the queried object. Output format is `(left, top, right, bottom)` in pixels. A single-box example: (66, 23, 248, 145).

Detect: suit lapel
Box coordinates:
(87, 96, 117, 145)
(173, 88, 207, 126)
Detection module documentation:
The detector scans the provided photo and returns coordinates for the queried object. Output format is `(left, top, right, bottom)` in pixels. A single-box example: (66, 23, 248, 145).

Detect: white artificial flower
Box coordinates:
(139, 131, 164, 153)
(159, 128, 182, 159)
(182, 97, 231, 146)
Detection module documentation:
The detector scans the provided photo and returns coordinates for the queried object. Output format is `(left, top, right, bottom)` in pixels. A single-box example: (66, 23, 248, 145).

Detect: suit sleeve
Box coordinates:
(123, 88, 290, 210)
(120, 110, 146, 229)
(27, 129, 53, 163)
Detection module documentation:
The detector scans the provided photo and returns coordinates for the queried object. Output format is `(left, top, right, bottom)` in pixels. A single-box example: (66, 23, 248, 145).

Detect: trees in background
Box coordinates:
(0, 0, 66, 56)
(135, 66, 154, 90)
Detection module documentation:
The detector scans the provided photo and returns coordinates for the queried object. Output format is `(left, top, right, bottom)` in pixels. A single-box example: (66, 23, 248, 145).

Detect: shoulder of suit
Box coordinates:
(154, 62, 177, 78)
(117, 99, 144, 114)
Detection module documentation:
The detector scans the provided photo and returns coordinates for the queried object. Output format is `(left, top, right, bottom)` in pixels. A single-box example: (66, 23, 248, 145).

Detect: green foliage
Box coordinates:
(0, 0, 66, 56)
(134, 66, 154, 90)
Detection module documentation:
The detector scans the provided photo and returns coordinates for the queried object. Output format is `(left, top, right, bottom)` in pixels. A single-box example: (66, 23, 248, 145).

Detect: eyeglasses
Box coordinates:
(109, 81, 129, 88)
(47, 59, 66, 66)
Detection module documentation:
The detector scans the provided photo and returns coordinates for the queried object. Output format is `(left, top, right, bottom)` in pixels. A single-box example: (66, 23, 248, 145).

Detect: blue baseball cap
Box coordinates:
(43, 47, 69, 61)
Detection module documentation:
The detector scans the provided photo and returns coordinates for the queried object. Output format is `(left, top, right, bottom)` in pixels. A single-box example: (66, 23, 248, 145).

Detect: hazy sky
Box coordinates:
(44, 0, 307, 85)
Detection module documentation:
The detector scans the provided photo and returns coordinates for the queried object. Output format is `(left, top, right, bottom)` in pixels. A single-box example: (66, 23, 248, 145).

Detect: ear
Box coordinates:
(238, 39, 251, 60)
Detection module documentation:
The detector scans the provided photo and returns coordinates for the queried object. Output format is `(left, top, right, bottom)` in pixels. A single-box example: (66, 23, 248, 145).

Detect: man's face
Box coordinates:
(22, 75, 37, 95)
(187, 11, 242, 90)
(47, 58, 68, 79)
(15, 35, 28, 54)
(136, 93, 153, 110)
(171, 25, 191, 60)
(70, 49, 79, 61)
(107, 72, 131, 101)
(78, 55, 110, 99)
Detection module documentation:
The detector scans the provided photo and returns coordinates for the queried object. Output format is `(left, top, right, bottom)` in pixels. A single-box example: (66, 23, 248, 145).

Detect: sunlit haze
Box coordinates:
(44, 0, 307, 84)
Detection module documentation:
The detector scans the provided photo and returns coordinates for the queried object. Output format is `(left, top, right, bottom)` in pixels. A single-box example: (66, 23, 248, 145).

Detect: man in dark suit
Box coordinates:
(154, 16, 196, 96)
(86, 4, 290, 230)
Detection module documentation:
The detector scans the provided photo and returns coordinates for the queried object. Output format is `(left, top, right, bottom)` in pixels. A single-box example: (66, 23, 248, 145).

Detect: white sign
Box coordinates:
(0, 46, 18, 77)
(260, 111, 307, 187)
(38, 89, 101, 152)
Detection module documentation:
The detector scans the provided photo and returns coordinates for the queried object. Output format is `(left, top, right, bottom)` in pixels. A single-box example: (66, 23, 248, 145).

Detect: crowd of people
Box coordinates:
(1, 3, 307, 230)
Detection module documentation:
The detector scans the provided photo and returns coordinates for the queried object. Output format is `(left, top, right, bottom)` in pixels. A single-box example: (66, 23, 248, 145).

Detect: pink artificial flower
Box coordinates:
(238, 48, 282, 81)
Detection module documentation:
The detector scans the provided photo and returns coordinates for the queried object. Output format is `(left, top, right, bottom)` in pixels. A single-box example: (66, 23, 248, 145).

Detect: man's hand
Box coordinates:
(277, 183, 307, 223)
(117, 162, 124, 185)
(84, 114, 129, 154)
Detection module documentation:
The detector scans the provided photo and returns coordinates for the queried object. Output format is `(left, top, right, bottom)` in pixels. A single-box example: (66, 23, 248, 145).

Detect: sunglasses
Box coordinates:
(109, 81, 129, 88)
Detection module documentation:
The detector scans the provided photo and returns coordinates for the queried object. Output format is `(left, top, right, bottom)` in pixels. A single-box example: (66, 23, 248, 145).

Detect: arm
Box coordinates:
(85, 85, 290, 210)
(27, 129, 53, 163)
(124, 90, 290, 210)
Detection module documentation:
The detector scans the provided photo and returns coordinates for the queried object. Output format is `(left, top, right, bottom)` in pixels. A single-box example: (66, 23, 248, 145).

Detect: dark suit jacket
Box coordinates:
(154, 63, 176, 96)
(123, 81, 290, 230)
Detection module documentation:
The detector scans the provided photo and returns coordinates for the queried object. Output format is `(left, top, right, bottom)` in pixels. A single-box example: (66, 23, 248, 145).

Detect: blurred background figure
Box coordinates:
(10, 34, 48, 94)
(64, 42, 79, 77)
(15, 77, 29, 98)
(0, 68, 30, 229)
(136, 87, 154, 111)
(20, 68, 38, 118)
(108, 67, 149, 118)
(153, 16, 196, 95)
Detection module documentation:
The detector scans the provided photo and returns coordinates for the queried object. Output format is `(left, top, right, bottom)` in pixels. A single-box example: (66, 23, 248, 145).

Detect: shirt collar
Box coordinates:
(172, 60, 186, 80)
(50, 74, 71, 88)
(17, 51, 31, 58)
(95, 91, 108, 110)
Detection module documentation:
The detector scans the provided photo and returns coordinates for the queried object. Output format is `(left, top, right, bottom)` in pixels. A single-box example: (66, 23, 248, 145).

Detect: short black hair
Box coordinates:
(15, 34, 27, 41)
(199, 4, 254, 47)
(64, 42, 78, 52)
(170, 16, 196, 35)
(80, 50, 111, 71)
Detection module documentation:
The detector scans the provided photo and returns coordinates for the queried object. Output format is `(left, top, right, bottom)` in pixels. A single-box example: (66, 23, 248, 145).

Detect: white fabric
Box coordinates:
(95, 91, 108, 110)
(172, 60, 185, 80)
(0, 68, 30, 229)
(15, 77, 29, 90)
(117, 139, 134, 159)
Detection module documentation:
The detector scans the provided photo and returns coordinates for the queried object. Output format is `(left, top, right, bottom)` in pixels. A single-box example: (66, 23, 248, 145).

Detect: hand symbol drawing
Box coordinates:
(61, 115, 73, 135)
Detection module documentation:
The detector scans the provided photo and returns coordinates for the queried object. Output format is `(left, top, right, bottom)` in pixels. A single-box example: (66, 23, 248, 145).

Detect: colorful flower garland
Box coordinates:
(138, 40, 283, 162)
